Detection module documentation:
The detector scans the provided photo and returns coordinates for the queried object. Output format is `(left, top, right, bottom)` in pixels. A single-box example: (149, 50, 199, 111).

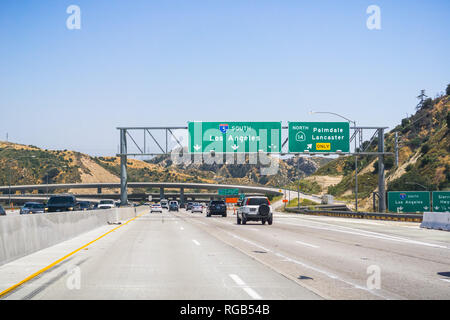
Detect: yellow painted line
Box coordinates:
(0, 210, 147, 298)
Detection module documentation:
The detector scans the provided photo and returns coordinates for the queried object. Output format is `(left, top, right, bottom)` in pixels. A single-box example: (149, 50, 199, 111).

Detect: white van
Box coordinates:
(160, 199, 169, 209)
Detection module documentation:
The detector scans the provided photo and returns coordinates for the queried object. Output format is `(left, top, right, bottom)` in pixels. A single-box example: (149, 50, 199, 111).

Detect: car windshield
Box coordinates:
(48, 197, 74, 205)
(31, 203, 44, 209)
(152, 204, 160, 207)
(247, 198, 269, 206)
(99, 200, 114, 205)
(79, 202, 89, 207)
(211, 201, 225, 205)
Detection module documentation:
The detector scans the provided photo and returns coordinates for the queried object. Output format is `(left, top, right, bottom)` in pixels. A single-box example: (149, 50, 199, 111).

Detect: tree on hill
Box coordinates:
(446, 83, 450, 96)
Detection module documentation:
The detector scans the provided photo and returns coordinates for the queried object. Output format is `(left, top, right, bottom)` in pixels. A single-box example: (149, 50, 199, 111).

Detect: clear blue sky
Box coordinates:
(1, 0, 449, 156)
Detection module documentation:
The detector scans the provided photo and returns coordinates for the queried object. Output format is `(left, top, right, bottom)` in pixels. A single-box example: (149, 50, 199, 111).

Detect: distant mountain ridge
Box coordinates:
(0, 141, 331, 193)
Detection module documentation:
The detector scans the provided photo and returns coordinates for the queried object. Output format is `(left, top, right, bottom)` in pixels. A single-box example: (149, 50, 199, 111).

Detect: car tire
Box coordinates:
(237, 216, 241, 224)
(268, 216, 273, 225)
(262, 220, 266, 225)
(242, 216, 247, 225)
(222, 213, 227, 218)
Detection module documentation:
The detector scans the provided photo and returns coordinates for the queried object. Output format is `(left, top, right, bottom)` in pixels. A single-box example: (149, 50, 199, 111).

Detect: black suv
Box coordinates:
(46, 195, 80, 213)
(207, 200, 227, 217)
(186, 202, 194, 211)
(79, 201, 93, 211)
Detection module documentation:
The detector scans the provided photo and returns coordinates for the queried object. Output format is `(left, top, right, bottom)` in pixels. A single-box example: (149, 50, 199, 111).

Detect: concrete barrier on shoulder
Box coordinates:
(0, 207, 140, 266)
(420, 212, 450, 231)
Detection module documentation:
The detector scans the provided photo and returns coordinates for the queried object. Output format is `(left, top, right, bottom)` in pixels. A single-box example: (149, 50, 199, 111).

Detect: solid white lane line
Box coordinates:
(225, 231, 392, 300)
(192, 240, 200, 246)
(229, 274, 262, 300)
(278, 220, 448, 249)
(295, 240, 320, 249)
(441, 279, 450, 283)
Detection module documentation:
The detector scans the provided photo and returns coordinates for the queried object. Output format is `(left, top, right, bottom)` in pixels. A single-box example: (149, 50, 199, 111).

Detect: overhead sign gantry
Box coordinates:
(117, 121, 392, 212)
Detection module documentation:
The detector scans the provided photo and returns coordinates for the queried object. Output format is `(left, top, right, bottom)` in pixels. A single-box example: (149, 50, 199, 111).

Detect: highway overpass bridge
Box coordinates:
(0, 182, 283, 205)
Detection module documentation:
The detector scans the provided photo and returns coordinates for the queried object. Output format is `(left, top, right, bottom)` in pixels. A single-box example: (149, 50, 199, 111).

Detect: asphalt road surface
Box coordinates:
(1, 207, 449, 300)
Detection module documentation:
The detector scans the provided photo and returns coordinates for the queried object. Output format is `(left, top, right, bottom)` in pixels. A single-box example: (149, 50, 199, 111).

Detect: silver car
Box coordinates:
(191, 203, 203, 213)
(20, 202, 45, 214)
(150, 203, 163, 213)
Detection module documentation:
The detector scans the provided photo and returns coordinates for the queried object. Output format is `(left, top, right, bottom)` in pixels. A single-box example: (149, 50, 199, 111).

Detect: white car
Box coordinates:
(150, 203, 163, 213)
(237, 196, 273, 225)
(97, 199, 116, 209)
(191, 203, 203, 213)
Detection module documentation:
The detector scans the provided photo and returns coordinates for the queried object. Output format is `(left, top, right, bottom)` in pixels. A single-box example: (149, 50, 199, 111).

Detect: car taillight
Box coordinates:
(268, 200, 271, 205)
(246, 199, 249, 205)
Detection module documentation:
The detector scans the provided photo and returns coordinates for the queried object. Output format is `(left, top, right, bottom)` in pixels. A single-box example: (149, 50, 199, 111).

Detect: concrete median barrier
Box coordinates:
(420, 212, 450, 231)
(0, 207, 139, 266)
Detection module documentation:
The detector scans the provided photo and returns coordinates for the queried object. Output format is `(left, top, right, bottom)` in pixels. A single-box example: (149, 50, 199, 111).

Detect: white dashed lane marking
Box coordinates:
(229, 274, 262, 300)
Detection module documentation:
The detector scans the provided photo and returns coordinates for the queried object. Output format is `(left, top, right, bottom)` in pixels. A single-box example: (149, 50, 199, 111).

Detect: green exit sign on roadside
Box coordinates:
(388, 191, 431, 213)
(218, 188, 239, 196)
(288, 122, 350, 153)
(432, 191, 450, 212)
(188, 121, 281, 153)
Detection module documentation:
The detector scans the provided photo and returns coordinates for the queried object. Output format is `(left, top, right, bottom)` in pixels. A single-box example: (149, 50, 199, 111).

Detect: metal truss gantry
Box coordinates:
(117, 125, 394, 212)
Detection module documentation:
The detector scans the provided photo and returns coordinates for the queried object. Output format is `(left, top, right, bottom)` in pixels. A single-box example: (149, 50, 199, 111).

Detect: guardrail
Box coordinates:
(284, 207, 423, 222)
(286, 204, 350, 211)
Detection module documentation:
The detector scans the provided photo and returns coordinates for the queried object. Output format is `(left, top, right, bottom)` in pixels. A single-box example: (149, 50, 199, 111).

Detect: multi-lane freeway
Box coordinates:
(1, 206, 449, 300)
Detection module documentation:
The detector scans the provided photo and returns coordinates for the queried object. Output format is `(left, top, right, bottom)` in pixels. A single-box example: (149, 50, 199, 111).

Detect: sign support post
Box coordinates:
(378, 128, 386, 212)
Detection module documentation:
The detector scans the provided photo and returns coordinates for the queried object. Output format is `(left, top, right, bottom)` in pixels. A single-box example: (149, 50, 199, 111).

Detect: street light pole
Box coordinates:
(405, 182, 428, 190)
(297, 155, 300, 209)
(310, 111, 358, 211)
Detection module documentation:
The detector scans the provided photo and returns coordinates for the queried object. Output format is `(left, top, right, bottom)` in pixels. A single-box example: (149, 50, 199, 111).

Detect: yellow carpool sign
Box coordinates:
(316, 143, 331, 151)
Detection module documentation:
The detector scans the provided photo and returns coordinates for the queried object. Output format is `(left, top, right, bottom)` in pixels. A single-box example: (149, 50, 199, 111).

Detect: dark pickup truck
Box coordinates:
(46, 195, 80, 213)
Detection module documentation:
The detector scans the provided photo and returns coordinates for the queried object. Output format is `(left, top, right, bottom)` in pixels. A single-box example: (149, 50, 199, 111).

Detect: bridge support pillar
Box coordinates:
(97, 187, 102, 194)
(120, 129, 128, 206)
(180, 188, 185, 207)
(160, 187, 165, 200)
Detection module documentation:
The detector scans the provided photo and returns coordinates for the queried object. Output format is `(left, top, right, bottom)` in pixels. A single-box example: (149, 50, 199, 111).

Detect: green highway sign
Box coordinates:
(432, 191, 450, 212)
(288, 122, 350, 153)
(388, 191, 431, 213)
(239, 193, 245, 201)
(218, 188, 239, 196)
(188, 121, 281, 153)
